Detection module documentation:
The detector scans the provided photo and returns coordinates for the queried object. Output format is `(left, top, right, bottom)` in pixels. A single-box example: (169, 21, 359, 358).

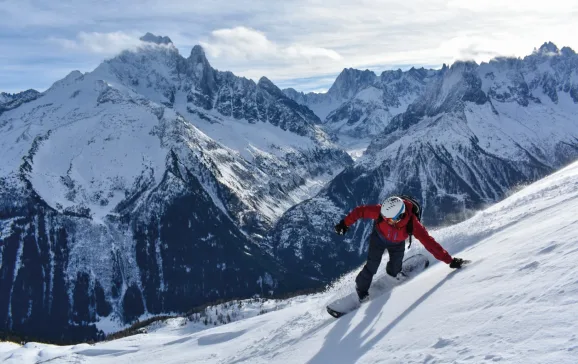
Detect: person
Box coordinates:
(334, 196, 466, 301)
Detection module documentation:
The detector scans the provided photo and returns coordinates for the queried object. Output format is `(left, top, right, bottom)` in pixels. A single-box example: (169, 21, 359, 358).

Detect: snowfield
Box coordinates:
(2, 160, 578, 363)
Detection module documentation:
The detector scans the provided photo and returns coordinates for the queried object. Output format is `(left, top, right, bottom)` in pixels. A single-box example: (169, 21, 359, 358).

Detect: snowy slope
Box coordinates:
(3, 155, 578, 363)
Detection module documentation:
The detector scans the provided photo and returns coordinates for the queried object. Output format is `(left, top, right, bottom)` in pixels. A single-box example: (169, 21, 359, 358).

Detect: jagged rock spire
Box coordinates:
(536, 41, 559, 55)
(189, 45, 210, 66)
(257, 76, 285, 98)
(328, 68, 377, 99)
(140, 32, 173, 45)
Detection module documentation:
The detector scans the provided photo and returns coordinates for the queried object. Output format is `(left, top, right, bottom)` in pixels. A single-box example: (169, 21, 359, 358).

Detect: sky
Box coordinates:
(1, 0, 578, 94)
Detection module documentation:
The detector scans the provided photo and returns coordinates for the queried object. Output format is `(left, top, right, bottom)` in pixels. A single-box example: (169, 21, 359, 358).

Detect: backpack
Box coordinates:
(375, 195, 423, 248)
(396, 195, 422, 248)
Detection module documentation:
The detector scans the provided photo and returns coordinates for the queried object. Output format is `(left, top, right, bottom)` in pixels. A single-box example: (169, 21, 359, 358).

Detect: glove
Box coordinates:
(334, 220, 349, 235)
(449, 257, 465, 269)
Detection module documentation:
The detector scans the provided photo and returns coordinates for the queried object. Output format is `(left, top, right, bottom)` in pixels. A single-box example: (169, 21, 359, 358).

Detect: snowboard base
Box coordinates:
(326, 306, 345, 318)
(326, 253, 430, 318)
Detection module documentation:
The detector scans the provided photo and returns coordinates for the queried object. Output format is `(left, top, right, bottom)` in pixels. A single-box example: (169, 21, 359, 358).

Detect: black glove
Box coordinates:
(334, 220, 349, 235)
(449, 257, 465, 269)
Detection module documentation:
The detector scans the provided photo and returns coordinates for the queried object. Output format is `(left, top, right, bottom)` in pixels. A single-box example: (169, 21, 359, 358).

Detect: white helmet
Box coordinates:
(380, 196, 405, 220)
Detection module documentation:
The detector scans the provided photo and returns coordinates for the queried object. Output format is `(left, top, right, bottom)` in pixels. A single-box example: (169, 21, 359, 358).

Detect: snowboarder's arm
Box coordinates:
(412, 217, 452, 264)
(343, 205, 381, 226)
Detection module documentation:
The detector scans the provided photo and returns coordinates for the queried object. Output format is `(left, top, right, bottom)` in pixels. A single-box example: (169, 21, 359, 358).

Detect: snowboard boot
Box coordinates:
(395, 271, 408, 281)
(356, 287, 369, 303)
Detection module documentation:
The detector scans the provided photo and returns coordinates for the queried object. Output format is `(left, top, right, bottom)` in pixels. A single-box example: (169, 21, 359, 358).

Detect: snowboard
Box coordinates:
(326, 253, 430, 318)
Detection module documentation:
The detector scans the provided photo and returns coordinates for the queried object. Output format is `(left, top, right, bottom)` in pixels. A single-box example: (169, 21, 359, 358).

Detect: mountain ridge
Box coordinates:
(0, 33, 349, 342)
(271, 41, 578, 282)
(1, 36, 577, 344)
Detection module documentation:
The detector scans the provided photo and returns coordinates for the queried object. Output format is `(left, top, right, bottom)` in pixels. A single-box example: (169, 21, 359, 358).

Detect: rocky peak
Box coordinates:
(189, 45, 208, 63)
(257, 76, 285, 98)
(281, 87, 308, 104)
(379, 69, 403, 83)
(407, 67, 428, 81)
(328, 68, 377, 99)
(139, 32, 173, 45)
(282, 87, 300, 98)
(0, 92, 12, 104)
(186, 45, 213, 78)
(0, 89, 41, 115)
(449, 60, 478, 72)
(535, 41, 559, 55)
(182, 44, 217, 92)
(561, 46, 576, 57)
(19, 89, 40, 98)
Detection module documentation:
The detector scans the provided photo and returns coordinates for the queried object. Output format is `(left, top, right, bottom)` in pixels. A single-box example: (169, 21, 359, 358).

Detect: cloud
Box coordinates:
(201, 27, 341, 62)
(49, 31, 144, 55)
(275, 75, 339, 93)
(1, 0, 578, 92)
(446, 0, 576, 13)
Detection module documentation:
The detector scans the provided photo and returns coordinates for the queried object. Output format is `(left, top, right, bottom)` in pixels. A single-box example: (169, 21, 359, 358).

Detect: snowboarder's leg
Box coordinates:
(355, 233, 386, 298)
(385, 241, 405, 277)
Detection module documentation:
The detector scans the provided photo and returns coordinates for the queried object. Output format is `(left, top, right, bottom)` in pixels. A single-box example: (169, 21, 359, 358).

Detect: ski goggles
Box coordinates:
(385, 213, 405, 224)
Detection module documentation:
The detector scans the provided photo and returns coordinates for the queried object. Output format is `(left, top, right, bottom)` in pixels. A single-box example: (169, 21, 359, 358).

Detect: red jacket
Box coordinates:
(344, 200, 453, 264)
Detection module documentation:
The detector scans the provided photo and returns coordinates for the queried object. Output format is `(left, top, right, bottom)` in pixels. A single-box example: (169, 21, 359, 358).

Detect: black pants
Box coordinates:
(355, 231, 405, 294)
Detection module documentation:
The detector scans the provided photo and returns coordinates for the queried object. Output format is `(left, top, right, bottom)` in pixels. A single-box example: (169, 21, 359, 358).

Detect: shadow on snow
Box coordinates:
(308, 269, 463, 363)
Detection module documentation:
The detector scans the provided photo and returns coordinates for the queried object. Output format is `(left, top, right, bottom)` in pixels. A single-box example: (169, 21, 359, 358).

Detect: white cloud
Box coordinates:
(2, 0, 578, 92)
(446, 0, 576, 13)
(50, 32, 144, 56)
(201, 27, 341, 62)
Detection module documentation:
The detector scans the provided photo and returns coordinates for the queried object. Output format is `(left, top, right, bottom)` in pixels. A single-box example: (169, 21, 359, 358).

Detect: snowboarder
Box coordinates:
(334, 196, 466, 302)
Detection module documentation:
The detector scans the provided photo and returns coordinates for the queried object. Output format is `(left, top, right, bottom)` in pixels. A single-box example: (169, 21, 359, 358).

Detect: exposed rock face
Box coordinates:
(140, 32, 173, 45)
(0, 89, 41, 116)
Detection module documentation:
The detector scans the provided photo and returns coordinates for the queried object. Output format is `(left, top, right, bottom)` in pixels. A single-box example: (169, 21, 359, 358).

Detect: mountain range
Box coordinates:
(3, 156, 578, 363)
(283, 66, 436, 155)
(271, 41, 578, 282)
(0, 33, 349, 342)
(1, 35, 577, 342)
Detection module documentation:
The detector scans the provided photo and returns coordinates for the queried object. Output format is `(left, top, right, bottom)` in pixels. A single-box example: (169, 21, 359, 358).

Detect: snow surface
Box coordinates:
(354, 86, 383, 103)
(335, 134, 373, 160)
(304, 97, 343, 121)
(2, 159, 578, 363)
(172, 93, 319, 162)
(0, 69, 169, 223)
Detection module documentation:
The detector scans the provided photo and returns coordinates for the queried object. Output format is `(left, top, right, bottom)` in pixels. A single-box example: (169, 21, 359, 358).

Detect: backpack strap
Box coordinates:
(406, 215, 414, 249)
(374, 214, 383, 228)
(404, 199, 415, 249)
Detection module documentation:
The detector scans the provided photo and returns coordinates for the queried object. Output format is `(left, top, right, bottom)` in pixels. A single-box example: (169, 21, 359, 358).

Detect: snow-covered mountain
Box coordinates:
(284, 67, 437, 155)
(3, 158, 578, 363)
(0, 89, 41, 116)
(3, 36, 577, 344)
(0, 34, 350, 342)
(271, 42, 578, 282)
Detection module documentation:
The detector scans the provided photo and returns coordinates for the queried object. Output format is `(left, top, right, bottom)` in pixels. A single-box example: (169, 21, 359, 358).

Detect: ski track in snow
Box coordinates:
(2, 160, 578, 363)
